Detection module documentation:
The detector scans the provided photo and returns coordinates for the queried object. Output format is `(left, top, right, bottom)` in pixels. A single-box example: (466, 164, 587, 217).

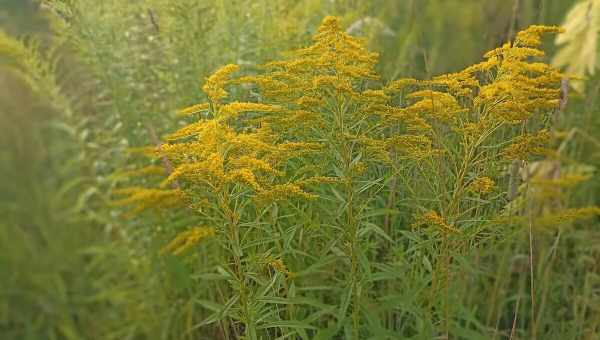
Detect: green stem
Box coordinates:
(335, 90, 360, 339)
(221, 192, 256, 340)
(347, 178, 360, 339)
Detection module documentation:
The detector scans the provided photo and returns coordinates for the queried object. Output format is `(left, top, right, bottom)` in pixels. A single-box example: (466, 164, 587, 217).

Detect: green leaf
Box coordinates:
(257, 320, 317, 330)
(359, 222, 394, 243)
(313, 324, 338, 340)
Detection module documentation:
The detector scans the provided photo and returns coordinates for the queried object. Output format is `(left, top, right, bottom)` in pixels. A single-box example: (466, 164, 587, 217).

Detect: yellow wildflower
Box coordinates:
(296, 176, 342, 186)
(406, 90, 464, 123)
(501, 207, 600, 229)
(229, 156, 281, 176)
(387, 135, 443, 160)
(218, 102, 280, 120)
(531, 174, 591, 188)
(165, 119, 222, 141)
(162, 154, 226, 188)
(161, 226, 216, 255)
(111, 187, 187, 216)
(533, 207, 600, 227)
(202, 64, 239, 105)
(256, 183, 318, 203)
(412, 211, 460, 233)
(384, 78, 418, 94)
(177, 102, 210, 117)
(469, 177, 495, 194)
(515, 25, 564, 47)
(502, 130, 552, 160)
(227, 168, 262, 191)
(268, 257, 295, 278)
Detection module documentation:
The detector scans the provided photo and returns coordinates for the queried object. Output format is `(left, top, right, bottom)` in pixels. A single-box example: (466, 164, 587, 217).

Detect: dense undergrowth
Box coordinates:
(1, 1, 600, 339)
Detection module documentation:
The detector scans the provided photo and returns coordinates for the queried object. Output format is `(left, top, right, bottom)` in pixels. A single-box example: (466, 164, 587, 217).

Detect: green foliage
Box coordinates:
(1, 0, 600, 339)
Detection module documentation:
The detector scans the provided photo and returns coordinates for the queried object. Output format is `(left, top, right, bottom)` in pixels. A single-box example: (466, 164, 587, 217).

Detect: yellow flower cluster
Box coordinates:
(502, 130, 552, 160)
(218, 102, 280, 120)
(500, 207, 600, 229)
(113, 17, 568, 263)
(475, 38, 562, 123)
(237, 16, 385, 144)
(531, 174, 591, 188)
(112, 187, 187, 216)
(255, 183, 318, 204)
(404, 90, 464, 123)
(202, 64, 239, 105)
(533, 207, 600, 227)
(161, 226, 216, 255)
(115, 62, 323, 221)
(412, 211, 460, 233)
(387, 135, 443, 160)
(177, 102, 210, 117)
(161, 120, 317, 198)
(267, 257, 295, 278)
(515, 25, 564, 47)
(469, 177, 495, 194)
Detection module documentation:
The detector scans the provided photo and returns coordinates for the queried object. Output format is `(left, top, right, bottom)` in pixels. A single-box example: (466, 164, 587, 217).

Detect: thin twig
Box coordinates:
(509, 294, 521, 340)
(145, 122, 179, 188)
(507, 0, 521, 42)
(148, 8, 160, 33)
(524, 161, 536, 340)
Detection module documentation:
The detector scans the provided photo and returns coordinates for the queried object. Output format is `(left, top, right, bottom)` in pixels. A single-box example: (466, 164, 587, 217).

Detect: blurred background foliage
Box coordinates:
(1, 0, 599, 339)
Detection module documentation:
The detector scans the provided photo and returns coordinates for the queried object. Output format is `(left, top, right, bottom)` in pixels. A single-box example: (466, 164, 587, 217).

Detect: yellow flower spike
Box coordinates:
(466, 27, 563, 125)
(296, 176, 342, 186)
(317, 16, 342, 33)
(229, 156, 282, 176)
(484, 44, 545, 59)
(177, 103, 210, 117)
(387, 135, 443, 161)
(469, 177, 496, 194)
(294, 95, 324, 108)
(271, 109, 325, 130)
(267, 257, 296, 279)
(335, 62, 379, 80)
(461, 57, 500, 75)
(412, 211, 460, 233)
(202, 64, 240, 105)
(312, 75, 355, 94)
(111, 187, 187, 216)
(531, 174, 592, 188)
(515, 25, 565, 47)
(502, 130, 552, 160)
(218, 102, 280, 120)
(359, 89, 390, 105)
(165, 119, 221, 141)
(226, 168, 263, 191)
(501, 207, 600, 229)
(255, 183, 318, 203)
(533, 207, 600, 227)
(161, 157, 226, 189)
(384, 78, 419, 94)
(161, 226, 216, 255)
(406, 90, 464, 123)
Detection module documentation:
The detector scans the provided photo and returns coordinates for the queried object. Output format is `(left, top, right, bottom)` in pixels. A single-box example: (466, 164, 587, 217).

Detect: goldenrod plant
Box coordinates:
(111, 16, 600, 338)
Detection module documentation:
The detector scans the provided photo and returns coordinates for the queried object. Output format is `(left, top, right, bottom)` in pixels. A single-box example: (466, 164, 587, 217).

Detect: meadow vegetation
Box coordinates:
(1, 1, 600, 339)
